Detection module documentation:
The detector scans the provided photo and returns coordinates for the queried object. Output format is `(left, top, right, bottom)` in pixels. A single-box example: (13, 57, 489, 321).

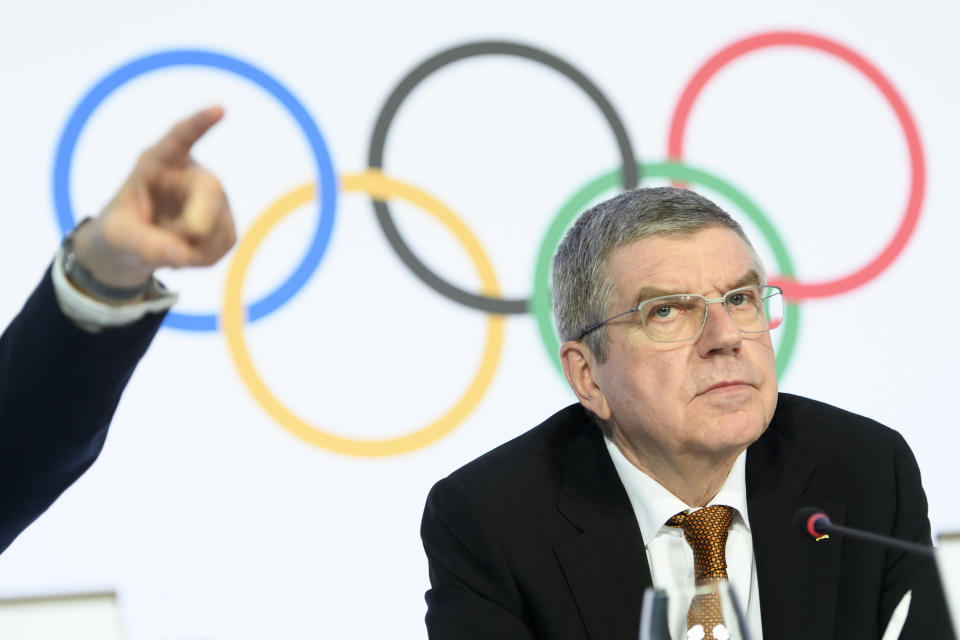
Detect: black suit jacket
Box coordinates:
(422, 394, 953, 639)
(0, 268, 164, 553)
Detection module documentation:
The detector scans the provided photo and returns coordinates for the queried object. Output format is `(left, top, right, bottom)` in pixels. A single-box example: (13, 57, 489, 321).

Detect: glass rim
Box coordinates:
(577, 284, 783, 343)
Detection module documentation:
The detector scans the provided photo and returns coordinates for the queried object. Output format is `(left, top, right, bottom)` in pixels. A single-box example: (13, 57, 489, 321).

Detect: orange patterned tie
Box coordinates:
(666, 505, 735, 640)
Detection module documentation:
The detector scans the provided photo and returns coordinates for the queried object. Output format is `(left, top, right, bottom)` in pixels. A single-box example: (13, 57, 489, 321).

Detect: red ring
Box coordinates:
(668, 31, 925, 300)
(806, 512, 826, 538)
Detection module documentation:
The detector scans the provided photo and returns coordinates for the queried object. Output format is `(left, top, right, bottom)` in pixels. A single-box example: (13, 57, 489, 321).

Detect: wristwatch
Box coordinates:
(60, 218, 155, 302)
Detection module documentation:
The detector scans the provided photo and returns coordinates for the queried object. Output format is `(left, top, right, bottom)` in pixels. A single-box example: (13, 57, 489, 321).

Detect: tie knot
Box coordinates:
(666, 505, 735, 583)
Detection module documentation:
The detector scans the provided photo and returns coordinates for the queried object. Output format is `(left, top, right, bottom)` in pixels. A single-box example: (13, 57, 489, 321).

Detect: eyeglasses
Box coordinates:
(577, 285, 784, 343)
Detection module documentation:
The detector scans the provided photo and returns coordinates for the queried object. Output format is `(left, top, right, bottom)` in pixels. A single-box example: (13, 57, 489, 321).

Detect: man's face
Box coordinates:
(589, 226, 778, 463)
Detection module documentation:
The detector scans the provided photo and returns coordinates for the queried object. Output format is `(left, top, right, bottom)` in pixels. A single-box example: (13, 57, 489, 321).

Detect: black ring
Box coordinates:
(367, 40, 639, 314)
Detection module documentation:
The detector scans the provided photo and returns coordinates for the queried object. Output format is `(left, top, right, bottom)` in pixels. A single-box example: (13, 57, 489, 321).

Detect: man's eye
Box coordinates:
(648, 304, 679, 321)
(728, 290, 757, 307)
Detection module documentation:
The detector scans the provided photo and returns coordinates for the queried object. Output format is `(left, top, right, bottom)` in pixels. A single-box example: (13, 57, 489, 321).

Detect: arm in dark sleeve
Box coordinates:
(0, 267, 165, 553)
(421, 475, 536, 640)
(883, 432, 955, 639)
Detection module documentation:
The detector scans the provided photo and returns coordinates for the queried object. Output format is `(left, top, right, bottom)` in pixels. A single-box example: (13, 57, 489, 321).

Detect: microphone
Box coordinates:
(793, 507, 934, 557)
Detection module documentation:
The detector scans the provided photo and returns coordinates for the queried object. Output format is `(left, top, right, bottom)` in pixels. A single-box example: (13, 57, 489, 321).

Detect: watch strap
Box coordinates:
(61, 218, 154, 302)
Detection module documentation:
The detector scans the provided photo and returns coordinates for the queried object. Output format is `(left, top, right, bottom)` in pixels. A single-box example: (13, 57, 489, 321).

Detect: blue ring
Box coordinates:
(53, 49, 338, 331)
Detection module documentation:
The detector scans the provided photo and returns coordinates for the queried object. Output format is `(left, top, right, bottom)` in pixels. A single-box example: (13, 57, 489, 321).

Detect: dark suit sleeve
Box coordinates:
(421, 475, 536, 639)
(883, 432, 954, 639)
(0, 267, 165, 553)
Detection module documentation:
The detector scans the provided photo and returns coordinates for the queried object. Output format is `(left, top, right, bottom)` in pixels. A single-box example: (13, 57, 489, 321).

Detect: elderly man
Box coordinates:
(420, 187, 951, 639)
(0, 107, 234, 553)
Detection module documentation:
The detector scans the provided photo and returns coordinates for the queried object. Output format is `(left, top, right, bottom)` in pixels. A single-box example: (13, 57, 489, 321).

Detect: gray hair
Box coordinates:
(551, 186, 764, 361)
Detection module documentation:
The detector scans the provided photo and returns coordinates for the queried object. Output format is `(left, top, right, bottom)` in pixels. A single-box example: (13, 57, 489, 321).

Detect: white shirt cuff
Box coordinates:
(51, 247, 178, 333)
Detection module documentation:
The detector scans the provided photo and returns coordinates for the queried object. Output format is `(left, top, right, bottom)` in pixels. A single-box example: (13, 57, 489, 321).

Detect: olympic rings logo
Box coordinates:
(53, 31, 924, 456)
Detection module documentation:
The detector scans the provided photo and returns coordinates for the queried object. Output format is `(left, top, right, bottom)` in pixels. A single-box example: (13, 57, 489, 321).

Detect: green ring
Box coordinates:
(531, 161, 801, 379)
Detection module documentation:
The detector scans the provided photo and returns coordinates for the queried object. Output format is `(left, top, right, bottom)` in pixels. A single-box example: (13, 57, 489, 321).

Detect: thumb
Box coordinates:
(180, 171, 222, 238)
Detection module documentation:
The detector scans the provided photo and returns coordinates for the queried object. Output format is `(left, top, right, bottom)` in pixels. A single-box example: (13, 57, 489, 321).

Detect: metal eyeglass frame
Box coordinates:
(576, 285, 784, 343)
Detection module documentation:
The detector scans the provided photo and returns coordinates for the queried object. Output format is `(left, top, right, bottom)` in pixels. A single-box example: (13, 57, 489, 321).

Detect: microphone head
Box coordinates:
(793, 507, 831, 539)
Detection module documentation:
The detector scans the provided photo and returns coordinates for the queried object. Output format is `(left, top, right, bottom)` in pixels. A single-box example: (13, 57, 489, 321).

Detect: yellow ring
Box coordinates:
(222, 170, 505, 457)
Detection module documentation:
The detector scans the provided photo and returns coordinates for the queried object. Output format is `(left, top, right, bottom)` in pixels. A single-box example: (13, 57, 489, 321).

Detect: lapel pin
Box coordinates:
(815, 534, 830, 542)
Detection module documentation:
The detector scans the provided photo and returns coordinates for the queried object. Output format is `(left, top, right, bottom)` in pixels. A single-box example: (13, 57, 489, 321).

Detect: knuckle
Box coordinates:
(136, 149, 157, 171)
(201, 170, 222, 192)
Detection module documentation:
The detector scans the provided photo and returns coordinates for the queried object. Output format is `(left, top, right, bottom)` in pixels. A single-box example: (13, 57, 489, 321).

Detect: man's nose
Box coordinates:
(697, 300, 743, 355)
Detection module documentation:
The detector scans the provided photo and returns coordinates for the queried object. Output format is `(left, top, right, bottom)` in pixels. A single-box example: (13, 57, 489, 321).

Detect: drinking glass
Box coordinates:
(639, 581, 750, 640)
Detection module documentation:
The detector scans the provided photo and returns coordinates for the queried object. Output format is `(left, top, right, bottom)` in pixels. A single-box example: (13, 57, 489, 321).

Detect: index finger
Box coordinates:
(150, 105, 225, 163)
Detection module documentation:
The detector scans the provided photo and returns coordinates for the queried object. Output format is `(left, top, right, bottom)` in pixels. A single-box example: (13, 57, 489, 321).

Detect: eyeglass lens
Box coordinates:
(640, 286, 783, 342)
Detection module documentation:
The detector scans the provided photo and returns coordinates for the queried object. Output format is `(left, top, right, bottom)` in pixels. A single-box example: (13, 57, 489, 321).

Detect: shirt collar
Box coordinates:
(604, 435, 751, 547)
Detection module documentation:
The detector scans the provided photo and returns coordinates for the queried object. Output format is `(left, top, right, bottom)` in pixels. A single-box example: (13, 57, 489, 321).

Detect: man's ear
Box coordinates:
(559, 340, 611, 420)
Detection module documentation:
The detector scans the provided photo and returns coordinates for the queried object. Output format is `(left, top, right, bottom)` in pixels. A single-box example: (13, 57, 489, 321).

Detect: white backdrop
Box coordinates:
(2, 1, 959, 638)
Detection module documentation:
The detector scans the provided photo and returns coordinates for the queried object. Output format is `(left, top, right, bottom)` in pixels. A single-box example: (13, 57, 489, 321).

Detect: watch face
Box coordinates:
(61, 220, 83, 271)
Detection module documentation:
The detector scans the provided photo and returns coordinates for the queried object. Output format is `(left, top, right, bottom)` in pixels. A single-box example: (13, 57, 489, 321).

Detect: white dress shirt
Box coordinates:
(605, 436, 763, 640)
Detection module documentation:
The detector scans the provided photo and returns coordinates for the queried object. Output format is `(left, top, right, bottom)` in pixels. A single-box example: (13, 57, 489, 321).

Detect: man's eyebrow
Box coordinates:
(631, 270, 763, 307)
(726, 269, 763, 291)
(633, 287, 680, 307)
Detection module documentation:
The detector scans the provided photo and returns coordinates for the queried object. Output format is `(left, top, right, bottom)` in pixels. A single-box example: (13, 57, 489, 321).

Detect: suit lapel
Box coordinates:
(549, 406, 851, 640)
(747, 426, 846, 640)
(554, 424, 652, 640)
